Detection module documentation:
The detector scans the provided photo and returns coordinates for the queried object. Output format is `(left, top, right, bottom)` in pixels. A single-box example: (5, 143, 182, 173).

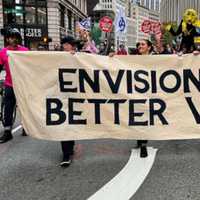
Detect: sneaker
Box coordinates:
(60, 155, 72, 167)
(140, 146, 148, 158)
(0, 130, 13, 143)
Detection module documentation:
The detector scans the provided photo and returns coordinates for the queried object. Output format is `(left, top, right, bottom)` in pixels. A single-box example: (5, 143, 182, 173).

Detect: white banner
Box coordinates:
(8, 52, 200, 141)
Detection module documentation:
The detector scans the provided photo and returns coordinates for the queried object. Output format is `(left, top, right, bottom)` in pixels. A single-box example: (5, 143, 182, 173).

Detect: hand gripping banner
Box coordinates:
(8, 52, 200, 140)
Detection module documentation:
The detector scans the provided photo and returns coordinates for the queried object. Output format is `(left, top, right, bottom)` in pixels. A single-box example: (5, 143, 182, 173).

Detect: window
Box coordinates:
(4, 7, 15, 24)
(25, 0, 35, 5)
(145, 0, 149, 8)
(155, 0, 159, 11)
(150, 0, 154, 10)
(3, 0, 14, 6)
(60, 4, 65, 28)
(67, 10, 72, 30)
(25, 6, 36, 24)
(15, 6, 24, 24)
(3, 0, 47, 26)
(15, 0, 24, 4)
(3, 5, 23, 24)
(37, 7, 46, 24)
(37, 0, 46, 6)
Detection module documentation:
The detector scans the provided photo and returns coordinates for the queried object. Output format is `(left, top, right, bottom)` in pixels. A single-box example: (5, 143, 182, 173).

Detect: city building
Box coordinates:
(126, 17, 137, 48)
(132, 3, 149, 43)
(133, 0, 160, 11)
(131, 0, 160, 45)
(0, 0, 87, 50)
(160, 0, 200, 24)
(48, 0, 87, 50)
(87, 0, 98, 16)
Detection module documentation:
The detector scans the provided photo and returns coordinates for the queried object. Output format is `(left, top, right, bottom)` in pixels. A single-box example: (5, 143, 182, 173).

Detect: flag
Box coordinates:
(77, 17, 91, 31)
(115, 8, 127, 34)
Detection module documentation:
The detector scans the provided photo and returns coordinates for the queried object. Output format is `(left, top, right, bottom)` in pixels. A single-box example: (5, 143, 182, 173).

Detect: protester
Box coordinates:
(59, 35, 78, 167)
(99, 42, 107, 55)
(157, 43, 173, 55)
(81, 40, 98, 54)
(76, 28, 98, 54)
(129, 42, 140, 55)
(135, 39, 156, 157)
(109, 39, 153, 157)
(54, 43, 60, 51)
(193, 50, 200, 55)
(117, 44, 128, 55)
(137, 39, 154, 55)
(0, 28, 28, 143)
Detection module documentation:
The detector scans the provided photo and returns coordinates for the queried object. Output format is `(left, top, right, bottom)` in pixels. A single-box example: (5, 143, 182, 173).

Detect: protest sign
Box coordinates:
(9, 52, 200, 140)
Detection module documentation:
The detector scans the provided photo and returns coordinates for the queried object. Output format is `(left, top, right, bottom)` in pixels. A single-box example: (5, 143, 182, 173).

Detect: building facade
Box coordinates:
(133, 4, 149, 43)
(0, 0, 87, 50)
(47, 0, 87, 50)
(160, 0, 200, 24)
(131, 0, 160, 45)
(126, 17, 136, 48)
(133, 0, 160, 11)
(2, 0, 49, 49)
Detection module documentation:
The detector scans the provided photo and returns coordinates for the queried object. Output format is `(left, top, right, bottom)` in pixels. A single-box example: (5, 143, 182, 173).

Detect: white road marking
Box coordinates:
(12, 125, 22, 134)
(88, 147, 157, 200)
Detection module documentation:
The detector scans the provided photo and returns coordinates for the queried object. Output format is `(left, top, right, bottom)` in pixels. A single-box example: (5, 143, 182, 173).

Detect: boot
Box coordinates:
(140, 145, 148, 158)
(0, 130, 13, 143)
(22, 129, 27, 136)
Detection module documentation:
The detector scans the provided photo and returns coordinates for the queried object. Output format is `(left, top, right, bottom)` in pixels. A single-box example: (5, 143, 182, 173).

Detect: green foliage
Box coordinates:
(162, 22, 178, 45)
(91, 22, 102, 45)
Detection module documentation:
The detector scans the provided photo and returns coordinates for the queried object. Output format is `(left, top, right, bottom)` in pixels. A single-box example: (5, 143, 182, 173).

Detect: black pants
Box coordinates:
(4, 86, 16, 129)
(61, 141, 75, 157)
(137, 140, 148, 146)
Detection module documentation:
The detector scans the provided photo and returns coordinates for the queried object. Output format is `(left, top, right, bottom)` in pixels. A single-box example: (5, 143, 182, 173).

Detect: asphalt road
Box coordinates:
(0, 116, 200, 200)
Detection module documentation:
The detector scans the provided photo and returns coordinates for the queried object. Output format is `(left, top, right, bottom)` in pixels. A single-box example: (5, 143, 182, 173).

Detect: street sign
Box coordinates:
(99, 16, 113, 33)
(141, 20, 151, 34)
(141, 20, 161, 36)
(151, 21, 161, 35)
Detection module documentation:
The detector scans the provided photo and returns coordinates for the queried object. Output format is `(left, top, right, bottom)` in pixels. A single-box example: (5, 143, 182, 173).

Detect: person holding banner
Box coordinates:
(109, 39, 153, 157)
(137, 39, 154, 55)
(116, 44, 128, 55)
(0, 28, 28, 143)
(76, 19, 98, 54)
(80, 31, 99, 54)
(135, 39, 155, 157)
(59, 36, 80, 167)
